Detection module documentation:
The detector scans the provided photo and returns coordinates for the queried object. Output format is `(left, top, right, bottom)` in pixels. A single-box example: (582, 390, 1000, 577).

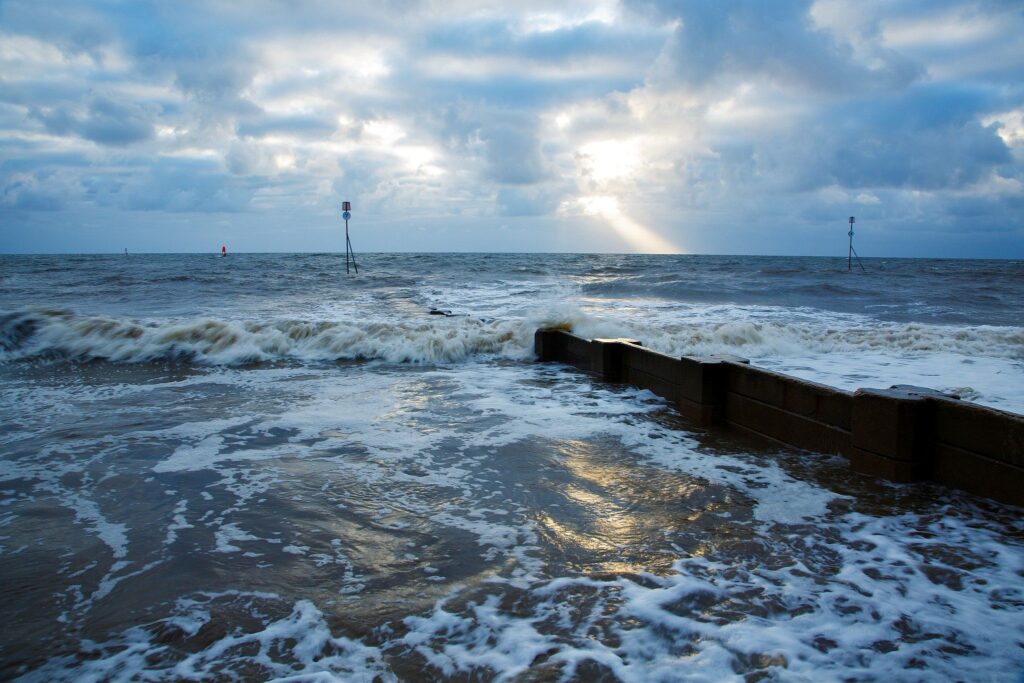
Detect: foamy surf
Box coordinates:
(2, 253, 1022, 680)
(4, 361, 1022, 681)
(0, 308, 541, 364)
(2, 306, 1021, 364)
(3, 305, 1022, 412)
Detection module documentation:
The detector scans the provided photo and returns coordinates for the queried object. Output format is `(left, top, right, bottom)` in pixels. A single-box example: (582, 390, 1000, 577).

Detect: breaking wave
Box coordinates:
(0, 309, 546, 365)
(1, 307, 1021, 367)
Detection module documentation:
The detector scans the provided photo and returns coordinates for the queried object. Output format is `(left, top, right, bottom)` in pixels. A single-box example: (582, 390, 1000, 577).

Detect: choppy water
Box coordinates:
(1, 253, 1022, 681)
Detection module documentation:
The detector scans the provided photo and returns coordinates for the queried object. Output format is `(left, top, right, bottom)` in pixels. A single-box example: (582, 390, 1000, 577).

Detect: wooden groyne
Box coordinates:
(535, 329, 1024, 507)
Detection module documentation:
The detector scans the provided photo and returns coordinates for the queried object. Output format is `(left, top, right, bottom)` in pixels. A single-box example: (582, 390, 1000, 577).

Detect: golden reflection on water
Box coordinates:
(537, 513, 617, 553)
(541, 439, 713, 574)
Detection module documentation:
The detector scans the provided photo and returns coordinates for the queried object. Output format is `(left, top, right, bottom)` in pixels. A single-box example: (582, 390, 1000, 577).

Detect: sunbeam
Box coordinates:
(577, 195, 681, 254)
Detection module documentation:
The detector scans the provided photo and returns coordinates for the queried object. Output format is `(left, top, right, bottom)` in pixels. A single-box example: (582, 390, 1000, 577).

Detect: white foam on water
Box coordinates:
(64, 492, 129, 560)
(213, 522, 263, 554)
(163, 499, 192, 547)
(67, 356, 840, 598)
(392, 505, 1024, 682)
(18, 592, 395, 683)
(430, 510, 539, 563)
(583, 302, 1024, 413)
(758, 351, 1024, 413)
(4, 290, 1022, 683)
(134, 359, 838, 557)
(6, 356, 1023, 680)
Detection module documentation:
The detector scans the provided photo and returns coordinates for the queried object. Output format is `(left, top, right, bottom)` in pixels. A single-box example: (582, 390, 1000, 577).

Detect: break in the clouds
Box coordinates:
(1, 0, 1022, 256)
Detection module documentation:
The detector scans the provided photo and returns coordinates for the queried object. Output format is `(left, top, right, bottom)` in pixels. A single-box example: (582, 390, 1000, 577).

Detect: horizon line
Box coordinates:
(1, 251, 1021, 261)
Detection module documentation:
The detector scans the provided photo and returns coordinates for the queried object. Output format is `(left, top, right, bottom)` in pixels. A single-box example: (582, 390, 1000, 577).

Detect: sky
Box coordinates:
(0, 0, 1022, 256)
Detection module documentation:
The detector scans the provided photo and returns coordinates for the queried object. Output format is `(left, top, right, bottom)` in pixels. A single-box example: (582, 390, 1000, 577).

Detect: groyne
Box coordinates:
(535, 328, 1024, 507)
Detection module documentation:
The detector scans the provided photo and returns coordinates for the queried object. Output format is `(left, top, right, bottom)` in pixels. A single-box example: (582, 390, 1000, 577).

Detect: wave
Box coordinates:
(2, 307, 1021, 368)
(0, 308, 554, 366)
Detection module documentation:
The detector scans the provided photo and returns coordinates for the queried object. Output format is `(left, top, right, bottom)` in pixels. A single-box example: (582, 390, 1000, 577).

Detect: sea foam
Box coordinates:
(2, 306, 1021, 367)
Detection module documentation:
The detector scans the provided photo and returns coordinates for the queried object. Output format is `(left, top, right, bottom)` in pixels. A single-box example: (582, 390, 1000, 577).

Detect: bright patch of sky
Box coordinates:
(1, 0, 1021, 256)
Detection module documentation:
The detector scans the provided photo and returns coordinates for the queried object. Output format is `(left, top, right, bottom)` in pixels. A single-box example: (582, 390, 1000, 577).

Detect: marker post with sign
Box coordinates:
(848, 216, 854, 271)
(342, 201, 358, 274)
(847, 216, 865, 273)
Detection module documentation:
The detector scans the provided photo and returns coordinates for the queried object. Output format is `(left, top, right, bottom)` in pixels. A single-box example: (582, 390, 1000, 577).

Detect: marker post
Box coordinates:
(847, 216, 865, 273)
(343, 201, 358, 274)
(848, 216, 854, 271)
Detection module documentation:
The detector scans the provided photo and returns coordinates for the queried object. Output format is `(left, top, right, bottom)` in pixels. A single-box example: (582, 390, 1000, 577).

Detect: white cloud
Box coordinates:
(0, 0, 1021, 256)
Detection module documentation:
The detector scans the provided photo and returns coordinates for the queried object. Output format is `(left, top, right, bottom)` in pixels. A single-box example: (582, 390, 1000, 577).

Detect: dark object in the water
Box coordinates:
(429, 308, 454, 316)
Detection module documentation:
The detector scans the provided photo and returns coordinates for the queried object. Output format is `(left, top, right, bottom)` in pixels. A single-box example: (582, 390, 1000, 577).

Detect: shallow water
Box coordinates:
(1, 253, 1022, 681)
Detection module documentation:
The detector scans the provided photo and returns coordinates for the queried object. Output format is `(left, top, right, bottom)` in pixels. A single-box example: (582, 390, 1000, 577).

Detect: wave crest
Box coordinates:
(0, 309, 542, 365)
(2, 307, 1021, 367)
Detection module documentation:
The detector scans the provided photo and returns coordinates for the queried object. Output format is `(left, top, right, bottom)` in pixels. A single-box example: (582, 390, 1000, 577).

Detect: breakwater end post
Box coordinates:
(849, 386, 948, 482)
(534, 328, 1024, 507)
(591, 338, 642, 383)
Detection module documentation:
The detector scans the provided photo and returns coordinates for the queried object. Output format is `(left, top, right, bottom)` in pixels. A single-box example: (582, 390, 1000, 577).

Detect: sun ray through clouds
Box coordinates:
(576, 195, 681, 254)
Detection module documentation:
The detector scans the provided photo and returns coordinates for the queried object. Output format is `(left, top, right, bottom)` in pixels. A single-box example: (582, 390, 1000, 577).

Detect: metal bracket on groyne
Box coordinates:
(535, 329, 1024, 507)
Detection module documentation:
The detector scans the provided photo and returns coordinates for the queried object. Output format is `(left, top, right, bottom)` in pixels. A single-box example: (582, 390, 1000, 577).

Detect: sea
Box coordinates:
(0, 252, 1022, 682)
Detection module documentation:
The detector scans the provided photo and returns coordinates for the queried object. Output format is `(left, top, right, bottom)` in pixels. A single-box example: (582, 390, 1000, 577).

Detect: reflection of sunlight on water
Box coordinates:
(547, 440, 647, 571)
(535, 513, 644, 575)
(540, 439, 713, 573)
(537, 513, 615, 553)
(576, 195, 681, 254)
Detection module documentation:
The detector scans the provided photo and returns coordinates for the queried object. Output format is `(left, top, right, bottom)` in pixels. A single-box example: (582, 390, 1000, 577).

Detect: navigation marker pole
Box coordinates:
(343, 201, 358, 274)
(847, 216, 865, 273)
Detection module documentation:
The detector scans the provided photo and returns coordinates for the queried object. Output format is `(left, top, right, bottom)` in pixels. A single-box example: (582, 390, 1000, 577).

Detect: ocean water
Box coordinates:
(0, 252, 1022, 681)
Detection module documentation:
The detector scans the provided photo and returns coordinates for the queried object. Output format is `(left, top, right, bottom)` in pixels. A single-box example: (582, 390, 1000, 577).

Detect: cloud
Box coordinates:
(1, 170, 67, 210)
(422, 15, 663, 65)
(480, 124, 550, 185)
(765, 85, 1013, 192)
(628, 0, 924, 93)
(0, 0, 1022, 256)
(236, 113, 338, 140)
(72, 158, 255, 213)
(496, 185, 569, 216)
(127, 164, 254, 213)
(30, 95, 156, 146)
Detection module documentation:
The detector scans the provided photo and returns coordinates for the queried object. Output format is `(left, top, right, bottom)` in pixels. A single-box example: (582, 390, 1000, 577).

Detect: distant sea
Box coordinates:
(1, 253, 1022, 681)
